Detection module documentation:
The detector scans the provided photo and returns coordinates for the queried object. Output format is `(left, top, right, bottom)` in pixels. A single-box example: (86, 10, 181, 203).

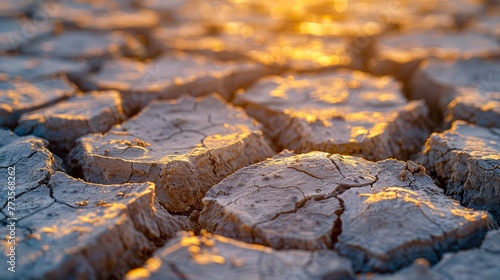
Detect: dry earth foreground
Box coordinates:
(0, 0, 499, 279)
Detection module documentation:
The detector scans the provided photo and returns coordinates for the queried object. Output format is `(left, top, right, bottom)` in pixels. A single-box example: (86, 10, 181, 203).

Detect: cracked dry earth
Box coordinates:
(0, 1, 499, 280)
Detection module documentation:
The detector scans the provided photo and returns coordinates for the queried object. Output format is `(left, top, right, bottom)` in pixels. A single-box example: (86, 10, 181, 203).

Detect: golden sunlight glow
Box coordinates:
(360, 187, 437, 211)
(450, 208, 489, 222)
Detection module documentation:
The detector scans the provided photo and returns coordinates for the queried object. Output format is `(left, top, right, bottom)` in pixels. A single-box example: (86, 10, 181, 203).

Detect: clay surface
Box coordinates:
(0, 131, 189, 279)
(410, 58, 500, 123)
(367, 229, 500, 280)
(125, 231, 355, 280)
(446, 87, 500, 128)
(0, 172, 189, 279)
(0, 56, 88, 81)
(200, 151, 494, 272)
(15, 91, 126, 153)
(0, 77, 76, 127)
(419, 121, 500, 222)
(1, 0, 499, 279)
(0, 0, 34, 17)
(0, 17, 53, 52)
(82, 52, 270, 113)
(153, 31, 362, 72)
(69, 95, 275, 212)
(234, 70, 430, 160)
(21, 30, 144, 69)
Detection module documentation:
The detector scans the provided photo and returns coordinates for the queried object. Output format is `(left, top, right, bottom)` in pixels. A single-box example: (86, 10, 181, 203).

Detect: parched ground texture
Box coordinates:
(0, 0, 499, 279)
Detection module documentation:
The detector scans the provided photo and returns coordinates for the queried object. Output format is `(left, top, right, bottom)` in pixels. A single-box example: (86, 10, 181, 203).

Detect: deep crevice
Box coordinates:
(331, 197, 345, 245)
